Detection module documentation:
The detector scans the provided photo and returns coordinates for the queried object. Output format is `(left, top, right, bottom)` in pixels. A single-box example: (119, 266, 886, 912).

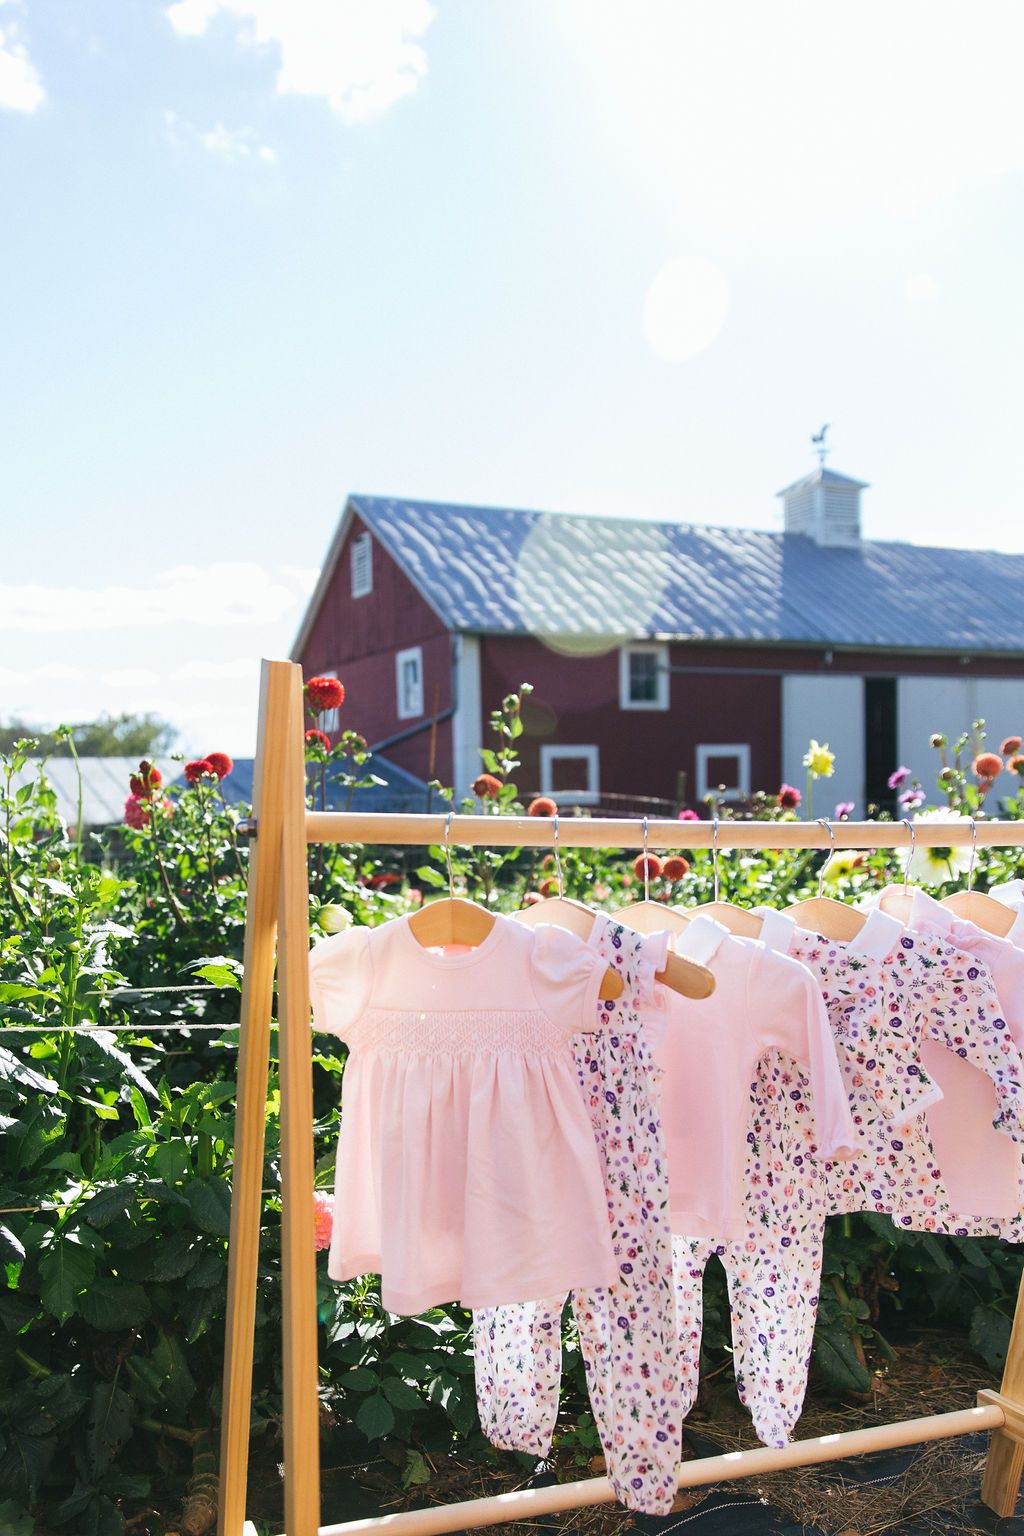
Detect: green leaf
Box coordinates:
(381, 1377, 423, 1412)
(151, 1140, 191, 1187)
(190, 963, 242, 991)
(39, 1240, 96, 1323)
(813, 1321, 872, 1394)
(79, 1278, 151, 1331)
(0, 1499, 34, 1536)
(415, 865, 446, 889)
(83, 1185, 135, 1230)
(183, 1176, 232, 1236)
(148, 1332, 197, 1414)
(87, 1380, 134, 1477)
(0, 1224, 26, 1263)
(186, 1252, 225, 1289)
(355, 1392, 394, 1440)
(150, 1231, 201, 1282)
(127, 1088, 152, 1130)
(0, 1045, 59, 1095)
(343, 1367, 378, 1393)
(970, 1303, 1012, 1371)
(401, 1450, 432, 1489)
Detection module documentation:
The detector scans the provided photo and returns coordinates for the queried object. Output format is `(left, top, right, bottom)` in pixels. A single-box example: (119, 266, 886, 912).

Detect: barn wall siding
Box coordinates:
(478, 637, 782, 809)
(296, 514, 454, 784)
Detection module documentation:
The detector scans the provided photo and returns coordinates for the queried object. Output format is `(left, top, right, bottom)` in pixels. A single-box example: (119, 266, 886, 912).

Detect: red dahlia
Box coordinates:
(305, 729, 331, 751)
(204, 751, 234, 779)
(777, 784, 801, 809)
(527, 797, 557, 817)
(1000, 736, 1022, 756)
(633, 853, 663, 882)
(663, 855, 690, 881)
(974, 752, 1004, 781)
(472, 773, 503, 800)
(306, 676, 345, 711)
(184, 759, 215, 784)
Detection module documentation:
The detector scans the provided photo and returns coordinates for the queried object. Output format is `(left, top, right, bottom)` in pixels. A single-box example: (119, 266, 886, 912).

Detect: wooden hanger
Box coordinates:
(685, 816, 765, 938)
(406, 812, 631, 998)
(941, 819, 1017, 937)
(523, 816, 715, 1000)
(785, 817, 867, 941)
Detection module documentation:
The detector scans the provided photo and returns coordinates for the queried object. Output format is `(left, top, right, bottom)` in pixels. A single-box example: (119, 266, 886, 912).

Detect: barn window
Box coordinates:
(351, 531, 373, 598)
(395, 647, 424, 719)
(695, 743, 751, 804)
(620, 644, 669, 710)
(539, 745, 600, 806)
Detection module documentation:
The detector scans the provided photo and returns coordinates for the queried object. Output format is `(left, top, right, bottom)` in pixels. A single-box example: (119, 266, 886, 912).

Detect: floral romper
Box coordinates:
(473, 917, 682, 1516)
(672, 907, 934, 1447)
(882, 900, 1024, 1238)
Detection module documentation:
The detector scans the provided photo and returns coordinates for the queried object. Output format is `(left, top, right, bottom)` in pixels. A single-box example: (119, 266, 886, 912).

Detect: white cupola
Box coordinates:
(778, 431, 868, 548)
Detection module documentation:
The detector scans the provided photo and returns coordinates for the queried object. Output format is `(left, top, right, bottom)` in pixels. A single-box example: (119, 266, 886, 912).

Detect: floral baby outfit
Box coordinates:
(672, 908, 919, 1448)
(855, 890, 1024, 1235)
(892, 891, 1024, 1238)
(473, 917, 682, 1516)
(307, 913, 617, 1312)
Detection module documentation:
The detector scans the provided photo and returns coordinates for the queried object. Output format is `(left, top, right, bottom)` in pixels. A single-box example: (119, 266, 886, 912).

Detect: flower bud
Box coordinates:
(318, 904, 354, 934)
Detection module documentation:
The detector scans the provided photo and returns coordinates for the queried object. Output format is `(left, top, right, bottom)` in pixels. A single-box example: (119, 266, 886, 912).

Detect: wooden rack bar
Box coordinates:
(304, 811, 1024, 850)
(218, 659, 1024, 1536)
(315, 1403, 1006, 1536)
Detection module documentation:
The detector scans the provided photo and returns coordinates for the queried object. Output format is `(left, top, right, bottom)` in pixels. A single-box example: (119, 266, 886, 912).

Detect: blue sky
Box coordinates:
(2, 0, 1023, 756)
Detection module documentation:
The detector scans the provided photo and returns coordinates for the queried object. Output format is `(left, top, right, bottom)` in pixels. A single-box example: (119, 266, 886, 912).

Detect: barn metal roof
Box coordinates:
(350, 494, 1024, 653)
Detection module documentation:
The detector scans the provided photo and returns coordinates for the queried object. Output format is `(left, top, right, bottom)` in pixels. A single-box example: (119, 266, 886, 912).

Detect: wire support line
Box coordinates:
(0, 1021, 252, 1034)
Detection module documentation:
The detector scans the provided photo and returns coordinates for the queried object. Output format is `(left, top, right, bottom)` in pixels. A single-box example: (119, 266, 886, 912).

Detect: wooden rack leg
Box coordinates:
(277, 662, 322, 1536)
(981, 1264, 1024, 1516)
(218, 661, 294, 1536)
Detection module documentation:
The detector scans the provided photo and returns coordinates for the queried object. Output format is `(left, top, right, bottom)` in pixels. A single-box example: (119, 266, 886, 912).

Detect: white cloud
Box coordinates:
(564, 0, 1024, 230)
(0, 563, 309, 633)
(642, 257, 730, 362)
(164, 107, 277, 163)
(905, 272, 941, 303)
(164, 0, 436, 123)
(0, 7, 45, 113)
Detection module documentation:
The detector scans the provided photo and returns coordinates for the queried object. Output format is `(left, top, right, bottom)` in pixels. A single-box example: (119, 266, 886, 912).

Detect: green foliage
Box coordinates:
(2, 710, 1024, 1528)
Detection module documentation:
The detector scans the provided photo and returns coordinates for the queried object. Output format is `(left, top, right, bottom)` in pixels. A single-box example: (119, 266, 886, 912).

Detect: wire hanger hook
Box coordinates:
(642, 815, 651, 902)
(443, 809, 455, 900)
(552, 813, 563, 898)
(816, 817, 835, 897)
(712, 816, 721, 903)
(967, 816, 978, 893)
(902, 817, 916, 895)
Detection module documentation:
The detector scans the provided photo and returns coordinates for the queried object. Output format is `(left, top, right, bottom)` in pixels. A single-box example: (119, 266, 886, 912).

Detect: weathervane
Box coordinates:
(811, 423, 830, 467)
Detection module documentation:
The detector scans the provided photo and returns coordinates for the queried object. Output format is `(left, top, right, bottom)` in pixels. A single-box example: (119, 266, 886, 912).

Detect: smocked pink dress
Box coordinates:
(307, 913, 618, 1313)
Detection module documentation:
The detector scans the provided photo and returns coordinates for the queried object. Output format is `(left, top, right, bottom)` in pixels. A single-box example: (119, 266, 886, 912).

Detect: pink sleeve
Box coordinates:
(307, 926, 374, 1041)
(758, 948, 860, 1159)
(530, 925, 609, 1036)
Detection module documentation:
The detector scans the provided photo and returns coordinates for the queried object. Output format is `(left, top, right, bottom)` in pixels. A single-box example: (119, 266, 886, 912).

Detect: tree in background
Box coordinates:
(0, 711, 178, 757)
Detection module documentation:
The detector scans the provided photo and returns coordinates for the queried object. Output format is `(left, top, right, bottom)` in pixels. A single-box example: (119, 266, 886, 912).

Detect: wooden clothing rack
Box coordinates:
(219, 658, 1024, 1536)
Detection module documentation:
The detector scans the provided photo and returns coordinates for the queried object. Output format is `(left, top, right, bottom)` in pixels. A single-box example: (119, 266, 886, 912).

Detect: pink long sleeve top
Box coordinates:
(308, 913, 619, 1313)
(650, 915, 859, 1241)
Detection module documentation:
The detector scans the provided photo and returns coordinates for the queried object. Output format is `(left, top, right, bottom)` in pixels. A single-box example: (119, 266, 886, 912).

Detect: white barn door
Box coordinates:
(782, 675, 864, 816)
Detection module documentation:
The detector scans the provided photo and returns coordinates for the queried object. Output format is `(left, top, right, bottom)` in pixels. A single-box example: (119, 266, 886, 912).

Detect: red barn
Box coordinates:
(290, 466, 1024, 816)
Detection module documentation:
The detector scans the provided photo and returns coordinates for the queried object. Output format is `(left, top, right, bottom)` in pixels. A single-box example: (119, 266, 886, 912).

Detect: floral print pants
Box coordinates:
(473, 918, 681, 1515)
(673, 1048, 826, 1449)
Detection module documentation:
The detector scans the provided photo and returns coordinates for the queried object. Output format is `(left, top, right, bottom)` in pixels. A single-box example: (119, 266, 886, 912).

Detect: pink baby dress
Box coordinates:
(307, 912, 619, 1314)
